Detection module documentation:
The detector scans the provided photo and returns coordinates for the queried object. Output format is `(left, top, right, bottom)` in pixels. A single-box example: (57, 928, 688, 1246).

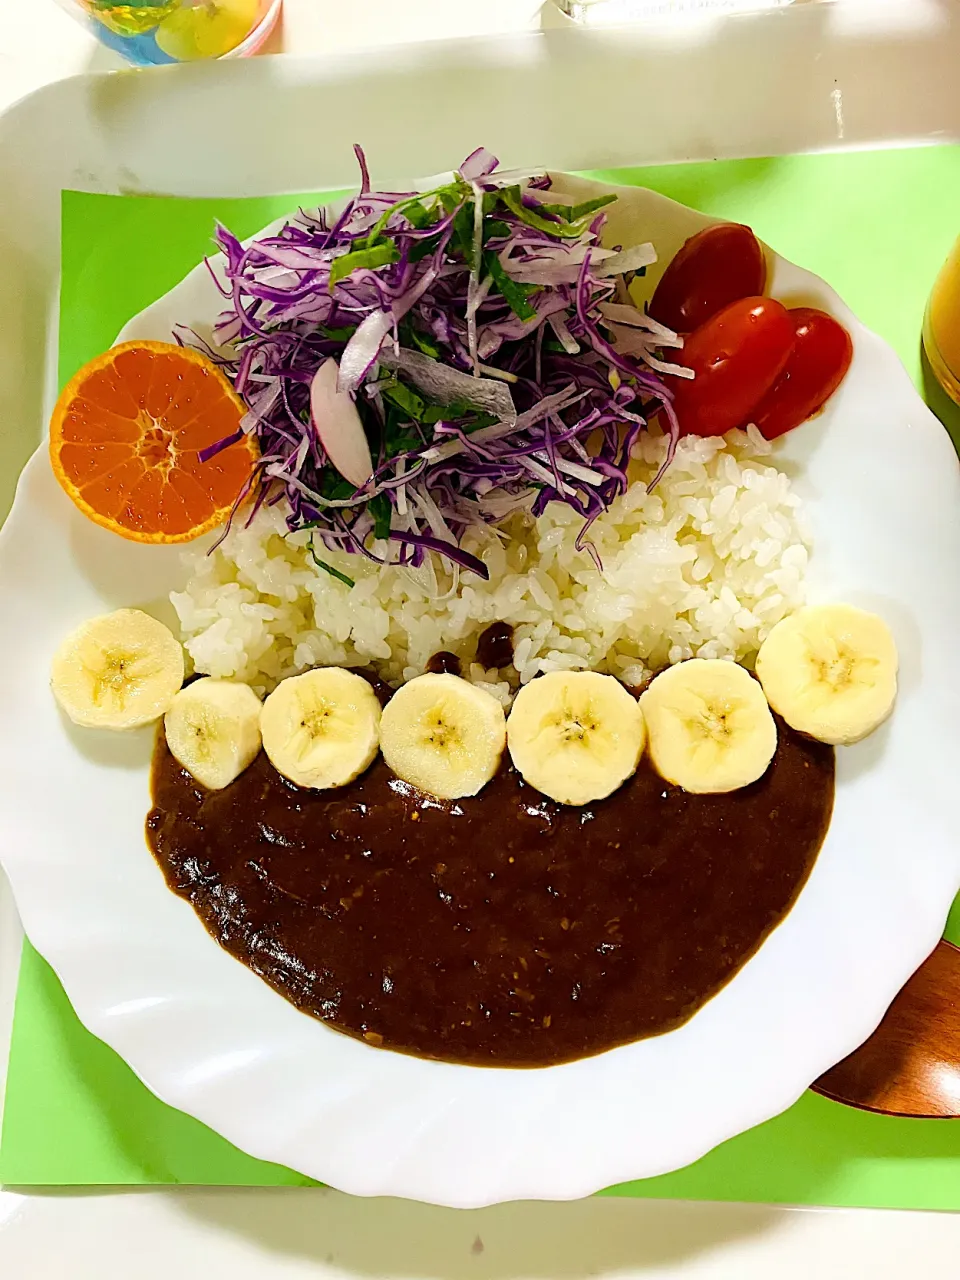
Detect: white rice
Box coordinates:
(171, 424, 810, 704)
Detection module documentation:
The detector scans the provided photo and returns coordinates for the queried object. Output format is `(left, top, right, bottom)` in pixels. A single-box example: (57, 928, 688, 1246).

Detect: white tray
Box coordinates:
(3, 4, 960, 1271)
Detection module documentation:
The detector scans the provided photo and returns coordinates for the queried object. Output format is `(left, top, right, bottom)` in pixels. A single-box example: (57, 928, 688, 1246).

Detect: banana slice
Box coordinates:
(51, 608, 184, 729)
(640, 658, 776, 794)
(506, 670, 645, 806)
(380, 673, 506, 800)
(260, 667, 381, 790)
(755, 604, 898, 745)
(164, 678, 262, 790)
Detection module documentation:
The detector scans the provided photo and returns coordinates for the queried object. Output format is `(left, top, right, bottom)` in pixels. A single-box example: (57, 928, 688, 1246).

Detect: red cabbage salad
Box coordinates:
(187, 147, 689, 584)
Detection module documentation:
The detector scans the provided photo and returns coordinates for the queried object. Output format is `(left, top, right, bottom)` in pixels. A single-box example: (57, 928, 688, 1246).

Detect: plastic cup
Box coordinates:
(56, 0, 282, 66)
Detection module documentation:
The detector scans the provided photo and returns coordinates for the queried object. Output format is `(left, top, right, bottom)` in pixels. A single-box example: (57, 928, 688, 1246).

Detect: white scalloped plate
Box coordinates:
(1, 176, 959, 1208)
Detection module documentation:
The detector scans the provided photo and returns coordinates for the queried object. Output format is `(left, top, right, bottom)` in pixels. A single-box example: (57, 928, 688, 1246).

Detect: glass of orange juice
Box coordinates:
(923, 239, 960, 407)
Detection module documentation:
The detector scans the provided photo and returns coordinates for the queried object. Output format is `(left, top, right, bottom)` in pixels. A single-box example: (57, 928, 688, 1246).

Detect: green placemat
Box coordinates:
(4, 148, 960, 1200)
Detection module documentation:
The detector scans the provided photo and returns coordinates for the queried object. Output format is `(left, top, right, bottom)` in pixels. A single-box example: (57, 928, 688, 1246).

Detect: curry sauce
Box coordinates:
(146, 717, 833, 1068)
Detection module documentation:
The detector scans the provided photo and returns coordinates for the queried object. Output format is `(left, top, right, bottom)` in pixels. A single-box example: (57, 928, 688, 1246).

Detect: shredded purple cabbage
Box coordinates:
(183, 148, 682, 580)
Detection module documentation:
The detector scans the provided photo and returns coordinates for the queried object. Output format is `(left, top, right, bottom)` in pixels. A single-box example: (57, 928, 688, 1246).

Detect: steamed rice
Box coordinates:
(171, 425, 810, 704)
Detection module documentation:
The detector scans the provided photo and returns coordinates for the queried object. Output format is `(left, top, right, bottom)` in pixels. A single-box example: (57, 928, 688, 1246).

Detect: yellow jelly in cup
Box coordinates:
(87, 1, 180, 36)
(155, 0, 261, 60)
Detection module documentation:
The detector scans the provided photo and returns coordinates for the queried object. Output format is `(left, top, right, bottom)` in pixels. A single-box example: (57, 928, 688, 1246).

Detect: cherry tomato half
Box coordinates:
(751, 308, 853, 440)
(649, 223, 766, 334)
(669, 296, 795, 438)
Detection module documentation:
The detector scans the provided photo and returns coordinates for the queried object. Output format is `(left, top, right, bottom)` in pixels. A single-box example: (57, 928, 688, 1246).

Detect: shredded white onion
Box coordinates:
(548, 314, 581, 355)
(609, 324, 694, 379)
(594, 242, 658, 278)
(466, 182, 484, 377)
(522, 455, 575, 496)
(394, 457, 408, 517)
(533, 451, 604, 486)
(599, 302, 682, 348)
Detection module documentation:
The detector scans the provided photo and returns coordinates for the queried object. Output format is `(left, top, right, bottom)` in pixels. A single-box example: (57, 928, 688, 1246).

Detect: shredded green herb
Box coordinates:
(498, 189, 586, 240)
(329, 240, 400, 289)
(452, 203, 480, 268)
(482, 218, 511, 244)
(381, 379, 426, 421)
(483, 250, 538, 322)
(367, 492, 393, 541)
(403, 200, 433, 230)
(540, 194, 617, 223)
(406, 325, 441, 358)
(318, 322, 357, 342)
(421, 402, 498, 431)
(363, 185, 463, 248)
(309, 541, 356, 587)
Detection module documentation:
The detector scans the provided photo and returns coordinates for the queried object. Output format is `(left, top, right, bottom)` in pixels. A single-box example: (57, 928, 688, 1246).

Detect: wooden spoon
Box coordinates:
(812, 939, 960, 1117)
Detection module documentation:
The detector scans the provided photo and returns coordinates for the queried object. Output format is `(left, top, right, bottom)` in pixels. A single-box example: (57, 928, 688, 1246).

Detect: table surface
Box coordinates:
(2, 0, 959, 1274)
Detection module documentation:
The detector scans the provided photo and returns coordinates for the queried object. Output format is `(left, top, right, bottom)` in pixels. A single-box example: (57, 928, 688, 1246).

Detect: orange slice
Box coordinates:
(49, 340, 258, 544)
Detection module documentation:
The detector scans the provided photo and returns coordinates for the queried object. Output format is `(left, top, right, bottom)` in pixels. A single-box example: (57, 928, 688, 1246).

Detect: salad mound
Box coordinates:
(192, 146, 685, 582)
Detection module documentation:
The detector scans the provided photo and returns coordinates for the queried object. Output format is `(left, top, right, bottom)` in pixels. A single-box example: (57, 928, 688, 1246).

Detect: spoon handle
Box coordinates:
(812, 939, 960, 1118)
